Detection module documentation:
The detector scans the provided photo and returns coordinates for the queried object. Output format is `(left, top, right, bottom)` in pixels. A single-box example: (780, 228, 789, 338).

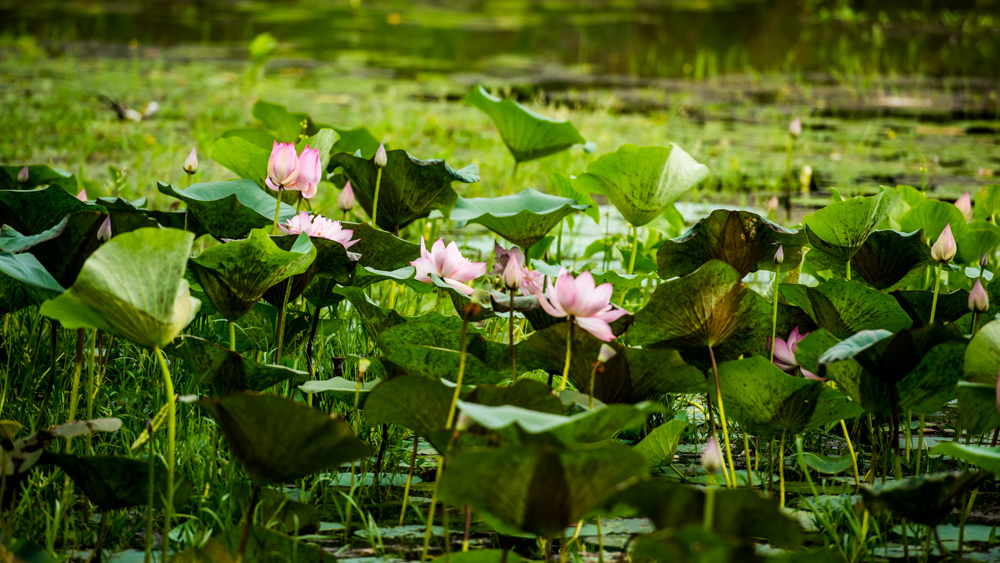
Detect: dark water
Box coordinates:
(2, 0, 999, 79)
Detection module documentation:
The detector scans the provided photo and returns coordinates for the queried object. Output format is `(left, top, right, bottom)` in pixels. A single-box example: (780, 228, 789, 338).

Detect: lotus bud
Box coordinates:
(930, 223, 957, 263)
(265, 141, 300, 191)
(774, 244, 784, 266)
(374, 142, 388, 168)
(76, 189, 88, 202)
(338, 180, 356, 211)
(766, 195, 779, 212)
(502, 256, 523, 291)
(183, 147, 198, 175)
(701, 437, 724, 474)
(97, 215, 112, 242)
(597, 344, 617, 364)
(17, 166, 28, 183)
(358, 358, 371, 375)
(455, 411, 474, 432)
(970, 279, 989, 313)
(789, 117, 802, 139)
(955, 191, 973, 222)
(982, 253, 990, 269)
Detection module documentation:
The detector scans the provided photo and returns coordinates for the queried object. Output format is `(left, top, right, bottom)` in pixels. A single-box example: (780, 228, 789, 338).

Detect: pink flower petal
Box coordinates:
(443, 276, 475, 295)
(575, 316, 616, 342)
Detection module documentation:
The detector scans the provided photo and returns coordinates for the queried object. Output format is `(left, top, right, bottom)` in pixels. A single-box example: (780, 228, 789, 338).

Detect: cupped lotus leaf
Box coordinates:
(39, 228, 199, 349)
(891, 288, 971, 327)
(451, 188, 589, 249)
(437, 442, 646, 538)
(197, 392, 370, 486)
(158, 180, 295, 239)
(162, 335, 309, 396)
(861, 471, 988, 526)
(261, 236, 356, 308)
(956, 382, 1000, 435)
(518, 323, 705, 403)
(898, 199, 969, 244)
(2, 212, 104, 286)
(779, 280, 912, 339)
(656, 209, 805, 278)
(802, 187, 901, 262)
(463, 85, 587, 164)
(573, 144, 709, 227)
(0, 186, 104, 234)
(633, 419, 689, 467)
(329, 150, 479, 233)
(850, 229, 932, 290)
(210, 137, 271, 187)
(0, 164, 74, 190)
(299, 376, 382, 405)
(188, 230, 316, 322)
(957, 221, 1000, 265)
(930, 444, 1000, 475)
(964, 320, 1000, 384)
(379, 321, 512, 373)
(43, 453, 192, 511)
(0, 252, 64, 314)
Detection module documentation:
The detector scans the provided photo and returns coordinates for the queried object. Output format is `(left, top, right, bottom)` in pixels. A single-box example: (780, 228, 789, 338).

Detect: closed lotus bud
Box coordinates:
(774, 244, 784, 266)
(183, 147, 198, 175)
(982, 253, 990, 269)
(76, 189, 88, 202)
(789, 117, 802, 139)
(766, 195, 779, 212)
(597, 344, 617, 364)
(338, 180, 356, 211)
(701, 437, 724, 474)
(358, 358, 371, 374)
(455, 411, 474, 432)
(955, 192, 973, 222)
(970, 279, 989, 313)
(931, 223, 957, 263)
(374, 142, 388, 168)
(17, 166, 29, 183)
(97, 215, 112, 242)
(502, 256, 523, 290)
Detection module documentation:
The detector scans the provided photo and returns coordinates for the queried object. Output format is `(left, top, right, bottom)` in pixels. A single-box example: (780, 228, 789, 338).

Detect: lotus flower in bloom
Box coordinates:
(411, 237, 488, 296)
(338, 180, 356, 211)
(955, 192, 973, 222)
(491, 243, 542, 295)
(970, 279, 989, 313)
(280, 211, 359, 251)
(535, 268, 629, 342)
(931, 223, 957, 263)
(772, 326, 820, 379)
(295, 146, 322, 199)
(266, 141, 300, 191)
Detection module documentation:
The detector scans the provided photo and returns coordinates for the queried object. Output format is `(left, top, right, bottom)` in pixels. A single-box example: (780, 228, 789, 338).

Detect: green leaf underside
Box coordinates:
(158, 180, 296, 239)
(803, 188, 901, 262)
(451, 187, 589, 249)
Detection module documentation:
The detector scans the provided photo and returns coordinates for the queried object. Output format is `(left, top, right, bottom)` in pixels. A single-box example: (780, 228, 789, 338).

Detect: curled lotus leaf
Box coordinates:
(0, 185, 104, 235)
(802, 187, 900, 262)
(158, 180, 296, 240)
(1, 212, 104, 287)
(451, 188, 589, 249)
(0, 251, 64, 314)
(779, 279, 912, 340)
(261, 235, 357, 308)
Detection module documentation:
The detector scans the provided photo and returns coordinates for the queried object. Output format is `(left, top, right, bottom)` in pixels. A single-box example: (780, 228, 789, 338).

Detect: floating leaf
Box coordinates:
(779, 280, 912, 339)
(451, 188, 589, 249)
(802, 187, 901, 262)
(163, 335, 309, 396)
(158, 180, 295, 239)
(43, 453, 192, 511)
(0, 252, 64, 314)
(862, 471, 988, 526)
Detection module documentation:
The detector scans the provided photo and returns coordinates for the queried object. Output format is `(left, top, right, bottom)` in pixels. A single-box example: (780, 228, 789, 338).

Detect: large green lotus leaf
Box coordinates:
(551, 171, 600, 223)
(463, 379, 563, 415)
(3, 212, 104, 287)
(39, 228, 199, 349)
(657, 209, 805, 279)
(329, 287, 406, 340)
(0, 186, 105, 235)
(518, 322, 704, 403)
(891, 289, 971, 327)
(163, 335, 309, 396)
(451, 188, 589, 249)
(381, 345, 505, 385)
(329, 150, 479, 233)
(210, 137, 271, 187)
(964, 319, 1000, 384)
(251, 99, 312, 141)
(463, 85, 586, 164)
(898, 199, 969, 243)
(629, 260, 771, 361)
(0, 164, 74, 191)
(220, 128, 276, 150)
(957, 220, 1000, 265)
(0, 252, 64, 314)
(437, 442, 646, 537)
(188, 230, 315, 322)
(956, 382, 1000, 435)
(930, 444, 1000, 475)
(573, 144, 709, 227)
(802, 187, 901, 262)
(158, 180, 295, 239)
(633, 419, 689, 467)
(819, 324, 965, 384)
(43, 453, 191, 511)
(455, 400, 659, 445)
(326, 125, 382, 159)
(197, 392, 370, 486)
(861, 471, 988, 526)
(364, 376, 452, 437)
(261, 235, 356, 308)
(779, 280, 912, 339)
(379, 321, 512, 373)
(851, 229, 932, 290)
(602, 478, 803, 549)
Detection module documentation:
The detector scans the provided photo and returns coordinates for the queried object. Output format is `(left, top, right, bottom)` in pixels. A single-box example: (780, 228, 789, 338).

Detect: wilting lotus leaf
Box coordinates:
(43, 453, 192, 511)
(657, 210, 805, 278)
(573, 144, 709, 228)
(898, 199, 968, 243)
(957, 221, 1000, 265)
(0, 252, 64, 314)
(158, 180, 296, 239)
(518, 323, 704, 403)
(850, 229, 932, 289)
(163, 335, 309, 396)
(629, 260, 771, 362)
(330, 149, 479, 233)
(802, 187, 900, 262)
(262, 236, 356, 308)
(3, 212, 104, 287)
(451, 188, 589, 249)
(0, 185, 104, 234)
(210, 136, 271, 187)
(633, 419, 689, 467)
(964, 320, 1000, 384)
(299, 376, 381, 405)
(438, 442, 646, 537)
(0, 164, 74, 190)
(861, 471, 988, 526)
(717, 356, 862, 438)
(956, 382, 1000, 435)
(463, 85, 587, 164)
(891, 288, 971, 327)
(602, 478, 803, 549)
(39, 228, 199, 349)
(188, 230, 315, 322)
(379, 321, 511, 372)
(779, 280, 912, 339)
(930, 444, 1000, 475)
(198, 392, 370, 486)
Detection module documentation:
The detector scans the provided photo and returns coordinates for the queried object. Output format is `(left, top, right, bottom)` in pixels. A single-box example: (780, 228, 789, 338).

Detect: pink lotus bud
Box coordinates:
(774, 244, 784, 265)
(502, 255, 523, 290)
(296, 145, 322, 199)
(597, 344, 617, 364)
(766, 195, 779, 212)
(17, 166, 28, 183)
(183, 147, 198, 175)
(789, 117, 802, 139)
(982, 253, 990, 269)
(338, 180, 356, 211)
(97, 216, 112, 242)
(970, 279, 989, 313)
(955, 192, 973, 222)
(701, 437, 724, 474)
(265, 141, 300, 191)
(76, 189, 88, 202)
(931, 223, 957, 263)
(374, 142, 388, 168)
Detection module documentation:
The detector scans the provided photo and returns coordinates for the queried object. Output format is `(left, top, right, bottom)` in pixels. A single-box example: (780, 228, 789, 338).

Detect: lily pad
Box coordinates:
(158, 180, 296, 239)
(43, 453, 192, 511)
(956, 382, 1000, 435)
(463, 85, 587, 164)
(779, 280, 912, 339)
(451, 188, 589, 249)
(802, 187, 901, 262)
(163, 335, 309, 396)
(0, 251, 64, 314)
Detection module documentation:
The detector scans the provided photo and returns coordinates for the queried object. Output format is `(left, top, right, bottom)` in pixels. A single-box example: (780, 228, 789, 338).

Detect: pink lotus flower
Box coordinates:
(771, 326, 821, 379)
(295, 146, 322, 199)
(338, 180, 356, 211)
(955, 192, 973, 222)
(491, 243, 542, 296)
(970, 278, 989, 313)
(411, 237, 487, 296)
(280, 211, 359, 252)
(535, 268, 628, 342)
(265, 141, 300, 192)
(701, 437, 724, 474)
(76, 189, 88, 202)
(931, 223, 957, 263)
(17, 166, 29, 183)
(97, 216, 112, 242)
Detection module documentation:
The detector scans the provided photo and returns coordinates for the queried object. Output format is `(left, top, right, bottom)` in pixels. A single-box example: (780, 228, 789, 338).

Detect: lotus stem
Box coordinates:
(372, 168, 383, 229)
(703, 486, 715, 532)
(915, 414, 926, 475)
(511, 162, 519, 184)
(744, 430, 753, 487)
(272, 187, 283, 232)
(589, 360, 599, 410)
(463, 505, 472, 552)
(778, 429, 787, 508)
(510, 292, 517, 381)
(972, 312, 982, 337)
(959, 488, 979, 558)
(446, 313, 471, 429)
(237, 483, 259, 563)
(558, 319, 574, 391)
(274, 280, 293, 364)
(295, 193, 303, 214)
(708, 344, 737, 488)
(597, 517, 604, 563)
(840, 419, 860, 492)
(228, 320, 236, 352)
(306, 305, 322, 378)
(145, 419, 154, 563)
(845, 259, 851, 281)
(153, 346, 176, 563)
(770, 271, 780, 364)
(929, 263, 942, 324)
(785, 137, 793, 222)
(399, 433, 419, 526)
(627, 223, 639, 276)
(557, 221, 564, 263)
(66, 329, 85, 447)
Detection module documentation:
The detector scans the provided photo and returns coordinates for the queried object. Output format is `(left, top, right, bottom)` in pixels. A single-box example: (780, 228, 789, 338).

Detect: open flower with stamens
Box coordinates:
(534, 268, 628, 342)
(280, 211, 359, 252)
(411, 237, 487, 296)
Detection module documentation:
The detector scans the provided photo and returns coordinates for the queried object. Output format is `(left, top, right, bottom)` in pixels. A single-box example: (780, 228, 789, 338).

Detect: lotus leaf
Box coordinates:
(210, 136, 271, 187)
(43, 453, 192, 511)
(955, 382, 1000, 435)
(898, 199, 968, 243)
(957, 221, 1000, 265)
(850, 229, 932, 290)
(299, 376, 382, 405)
(0, 164, 74, 191)
(261, 235, 356, 308)
(162, 335, 309, 396)
(779, 280, 912, 339)
(0, 252, 64, 314)
(0, 185, 104, 234)
(929, 444, 1000, 475)
(964, 320, 1000, 384)
(861, 471, 988, 526)
(634, 419, 689, 467)
(451, 188, 589, 249)
(2, 212, 105, 286)
(158, 180, 296, 239)
(802, 187, 900, 262)
(891, 288, 971, 327)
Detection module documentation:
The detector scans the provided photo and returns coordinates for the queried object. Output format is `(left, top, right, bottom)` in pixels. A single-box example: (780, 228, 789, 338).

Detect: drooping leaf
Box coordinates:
(802, 187, 901, 262)
(0, 185, 104, 234)
(451, 188, 589, 249)
(634, 419, 689, 467)
(963, 319, 1000, 384)
(850, 229, 932, 290)
(0, 164, 74, 191)
(158, 180, 295, 239)
(0, 252, 64, 314)
(573, 144, 709, 227)
(328, 286, 406, 340)
(779, 280, 912, 339)
(956, 382, 1000, 436)
(210, 137, 271, 187)
(43, 453, 192, 511)
(163, 335, 309, 396)
(463, 85, 587, 164)
(861, 471, 988, 526)
(39, 228, 200, 349)
(261, 235, 357, 308)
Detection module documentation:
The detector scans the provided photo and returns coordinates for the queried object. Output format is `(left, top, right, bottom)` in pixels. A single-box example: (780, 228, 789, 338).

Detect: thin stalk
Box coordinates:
(228, 320, 236, 352)
(627, 224, 638, 275)
(237, 484, 260, 563)
(399, 433, 419, 526)
(509, 292, 517, 381)
(929, 263, 942, 324)
(770, 270, 780, 363)
(345, 363, 365, 535)
(462, 505, 471, 552)
(958, 488, 978, 558)
(372, 168, 383, 228)
(445, 313, 471, 429)
(306, 305, 322, 377)
(708, 344, 737, 487)
(556, 221, 563, 263)
(596, 517, 604, 563)
(558, 320, 574, 391)
(144, 420, 154, 563)
(153, 347, 176, 563)
(86, 329, 96, 455)
(272, 187, 283, 232)
(915, 414, 926, 476)
(743, 431, 753, 487)
(972, 312, 982, 337)
(784, 137, 793, 222)
(846, 260, 851, 281)
(778, 429, 787, 508)
(589, 362, 599, 410)
(274, 280, 293, 364)
(840, 420, 861, 491)
(703, 487, 715, 531)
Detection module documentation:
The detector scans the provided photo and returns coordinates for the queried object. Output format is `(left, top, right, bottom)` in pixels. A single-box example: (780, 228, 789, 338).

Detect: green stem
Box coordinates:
(929, 263, 942, 324)
(275, 280, 293, 364)
(420, 455, 444, 563)
(972, 312, 982, 337)
(597, 516, 605, 563)
(399, 433, 418, 526)
(372, 168, 383, 228)
(229, 320, 236, 352)
(509, 292, 517, 381)
(446, 315, 470, 429)
(778, 429, 787, 508)
(846, 259, 851, 281)
(770, 270, 780, 364)
(86, 329, 96, 455)
(558, 320, 574, 391)
(589, 362, 598, 411)
(153, 347, 176, 563)
(627, 223, 638, 275)
(145, 420, 154, 563)
(916, 414, 926, 476)
(703, 487, 715, 531)
(272, 187, 283, 232)
(743, 430, 753, 488)
(708, 344, 737, 487)
(841, 419, 861, 492)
